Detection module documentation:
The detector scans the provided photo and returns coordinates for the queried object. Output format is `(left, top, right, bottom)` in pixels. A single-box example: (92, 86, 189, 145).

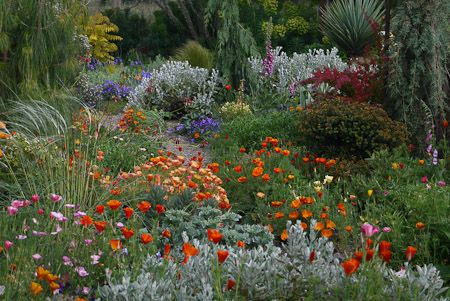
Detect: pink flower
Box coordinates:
(74, 211, 86, 218)
(62, 256, 73, 266)
(75, 266, 89, 277)
(360, 223, 380, 237)
(437, 181, 446, 187)
(421, 176, 428, 183)
(37, 208, 44, 215)
(84, 239, 93, 246)
(64, 204, 76, 208)
(50, 212, 68, 222)
(32, 254, 42, 260)
(50, 193, 62, 202)
(16, 235, 27, 240)
(82, 287, 90, 295)
(4, 241, 13, 250)
(31, 194, 40, 202)
(11, 200, 24, 208)
(7, 206, 18, 216)
(32, 231, 47, 237)
(51, 224, 63, 235)
(116, 222, 124, 229)
(382, 227, 392, 233)
(91, 254, 101, 265)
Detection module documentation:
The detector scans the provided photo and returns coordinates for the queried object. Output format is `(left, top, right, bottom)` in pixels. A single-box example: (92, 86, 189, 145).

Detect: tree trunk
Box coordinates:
(383, 0, 391, 105)
(154, 0, 184, 28)
(177, 0, 199, 40)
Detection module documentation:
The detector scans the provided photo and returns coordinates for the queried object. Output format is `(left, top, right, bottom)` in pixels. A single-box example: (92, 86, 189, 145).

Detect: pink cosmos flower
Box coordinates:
(91, 254, 101, 265)
(116, 222, 124, 229)
(50, 212, 68, 222)
(4, 241, 13, 250)
(382, 227, 392, 233)
(75, 266, 89, 277)
(32, 254, 42, 260)
(7, 206, 18, 216)
(16, 235, 27, 240)
(50, 193, 63, 202)
(82, 287, 90, 294)
(64, 204, 76, 208)
(74, 211, 86, 218)
(31, 194, 40, 202)
(360, 223, 380, 237)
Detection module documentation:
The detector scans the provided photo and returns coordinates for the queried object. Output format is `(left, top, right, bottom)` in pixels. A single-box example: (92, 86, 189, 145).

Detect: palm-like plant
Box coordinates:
(320, 0, 385, 56)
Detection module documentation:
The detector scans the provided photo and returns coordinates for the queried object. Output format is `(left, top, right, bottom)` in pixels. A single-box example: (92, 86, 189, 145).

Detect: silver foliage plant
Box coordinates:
(248, 47, 347, 98)
(98, 220, 448, 301)
(127, 61, 219, 116)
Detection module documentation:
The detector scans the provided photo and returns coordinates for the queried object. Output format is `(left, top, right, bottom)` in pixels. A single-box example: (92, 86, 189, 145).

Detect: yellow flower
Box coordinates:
(314, 186, 321, 193)
(256, 192, 265, 198)
(324, 175, 333, 184)
(0, 149, 3, 158)
(392, 163, 398, 170)
(367, 189, 373, 197)
(75, 139, 81, 145)
(30, 282, 43, 295)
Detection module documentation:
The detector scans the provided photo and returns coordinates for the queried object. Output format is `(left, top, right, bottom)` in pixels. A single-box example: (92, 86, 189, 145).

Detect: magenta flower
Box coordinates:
(37, 208, 44, 215)
(382, 227, 392, 233)
(7, 206, 18, 216)
(421, 176, 428, 183)
(84, 239, 93, 246)
(50, 193, 62, 202)
(4, 241, 13, 250)
(31, 194, 40, 202)
(360, 223, 380, 237)
(437, 181, 446, 187)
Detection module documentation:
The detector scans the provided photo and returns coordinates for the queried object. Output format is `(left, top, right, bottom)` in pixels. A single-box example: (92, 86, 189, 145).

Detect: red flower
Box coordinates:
(353, 251, 363, 262)
(236, 240, 246, 248)
(156, 204, 166, 214)
(107, 199, 122, 211)
(443, 119, 448, 129)
(379, 250, 392, 263)
(239, 147, 246, 153)
(123, 207, 134, 219)
(94, 221, 107, 232)
(80, 215, 93, 227)
(207, 229, 223, 244)
(138, 201, 151, 213)
(406, 246, 417, 261)
(379, 241, 391, 252)
(225, 84, 232, 91)
(141, 233, 153, 245)
(162, 229, 171, 238)
(121, 227, 135, 239)
(365, 249, 375, 261)
(163, 244, 171, 259)
(95, 205, 105, 214)
(227, 278, 236, 290)
(309, 250, 315, 263)
(182, 242, 199, 264)
(342, 258, 360, 276)
(217, 249, 229, 264)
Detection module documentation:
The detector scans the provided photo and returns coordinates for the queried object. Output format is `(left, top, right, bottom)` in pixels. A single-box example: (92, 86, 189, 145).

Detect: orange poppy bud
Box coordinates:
(353, 251, 363, 262)
(345, 225, 353, 232)
(416, 222, 425, 229)
(233, 165, 242, 173)
(443, 119, 449, 128)
(236, 240, 246, 248)
(95, 205, 105, 214)
(217, 249, 229, 264)
(227, 278, 236, 290)
(406, 246, 417, 261)
(274, 212, 284, 219)
(237, 176, 247, 183)
(281, 229, 288, 241)
(156, 204, 166, 214)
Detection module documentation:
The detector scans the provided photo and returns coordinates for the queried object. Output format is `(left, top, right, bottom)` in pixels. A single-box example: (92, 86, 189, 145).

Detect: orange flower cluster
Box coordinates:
(32, 266, 60, 295)
(118, 108, 148, 133)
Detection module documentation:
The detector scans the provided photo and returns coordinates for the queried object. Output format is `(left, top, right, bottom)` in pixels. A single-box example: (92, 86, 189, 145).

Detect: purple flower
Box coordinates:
(16, 235, 27, 240)
(360, 223, 380, 237)
(62, 256, 73, 266)
(75, 266, 89, 277)
(263, 40, 274, 76)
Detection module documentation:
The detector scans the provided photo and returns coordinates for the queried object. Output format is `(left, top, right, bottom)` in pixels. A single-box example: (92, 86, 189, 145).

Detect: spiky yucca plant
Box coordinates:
(174, 40, 215, 70)
(320, 0, 385, 56)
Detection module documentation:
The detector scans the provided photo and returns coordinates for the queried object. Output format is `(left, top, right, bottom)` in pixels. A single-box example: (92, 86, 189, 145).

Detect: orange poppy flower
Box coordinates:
(0, 132, 11, 139)
(282, 150, 290, 156)
(274, 212, 284, 219)
(46, 273, 58, 282)
(36, 266, 50, 280)
(237, 176, 247, 183)
(291, 199, 301, 209)
(321, 229, 333, 238)
(337, 203, 347, 216)
(302, 157, 309, 163)
(95, 205, 105, 214)
(418, 159, 425, 166)
(252, 167, 264, 177)
(227, 278, 236, 290)
(208, 163, 220, 173)
(121, 227, 135, 239)
(366, 249, 375, 261)
(233, 165, 242, 173)
(94, 221, 107, 232)
(281, 229, 288, 241)
(301, 209, 313, 219)
(366, 238, 374, 249)
(141, 233, 153, 245)
(379, 241, 392, 252)
(342, 258, 360, 276)
(273, 167, 282, 174)
(123, 207, 134, 219)
(162, 229, 171, 238)
(80, 215, 93, 227)
(236, 240, 246, 248)
(379, 249, 392, 263)
(353, 251, 363, 262)
(261, 174, 270, 182)
(415, 222, 425, 229)
(182, 242, 199, 264)
(217, 249, 229, 264)
(107, 199, 122, 211)
(239, 147, 246, 153)
(188, 181, 198, 189)
(406, 246, 417, 261)
(138, 201, 151, 213)
(274, 147, 281, 153)
(326, 220, 336, 229)
(320, 213, 329, 219)
(300, 222, 308, 230)
(345, 225, 353, 232)
(303, 197, 314, 205)
(271, 201, 284, 207)
(207, 229, 223, 244)
(289, 211, 299, 219)
(49, 281, 60, 291)
(30, 282, 43, 295)
(110, 239, 122, 251)
(163, 244, 171, 258)
(314, 221, 324, 231)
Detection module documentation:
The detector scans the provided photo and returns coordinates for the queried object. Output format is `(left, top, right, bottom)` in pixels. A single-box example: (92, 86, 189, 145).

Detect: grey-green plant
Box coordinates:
(320, 0, 385, 56)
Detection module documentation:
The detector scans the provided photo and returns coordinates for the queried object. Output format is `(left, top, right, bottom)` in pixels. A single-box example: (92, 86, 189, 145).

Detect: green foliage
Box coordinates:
(173, 40, 214, 70)
(206, 0, 257, 85)
(388, 0, 450, 140)
(297, 99, 409, 159)
(0, 0, 83, 96)
(320, 0, 384, 56)
(84, 12, 123, 62)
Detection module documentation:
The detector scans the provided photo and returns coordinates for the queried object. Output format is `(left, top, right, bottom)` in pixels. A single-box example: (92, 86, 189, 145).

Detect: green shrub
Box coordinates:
(297, 99, 409, 158)
(173, 40, 215, 70)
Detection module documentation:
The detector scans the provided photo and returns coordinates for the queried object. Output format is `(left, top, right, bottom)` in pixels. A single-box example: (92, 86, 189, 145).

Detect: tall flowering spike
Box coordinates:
(263, 39, 274, 76)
